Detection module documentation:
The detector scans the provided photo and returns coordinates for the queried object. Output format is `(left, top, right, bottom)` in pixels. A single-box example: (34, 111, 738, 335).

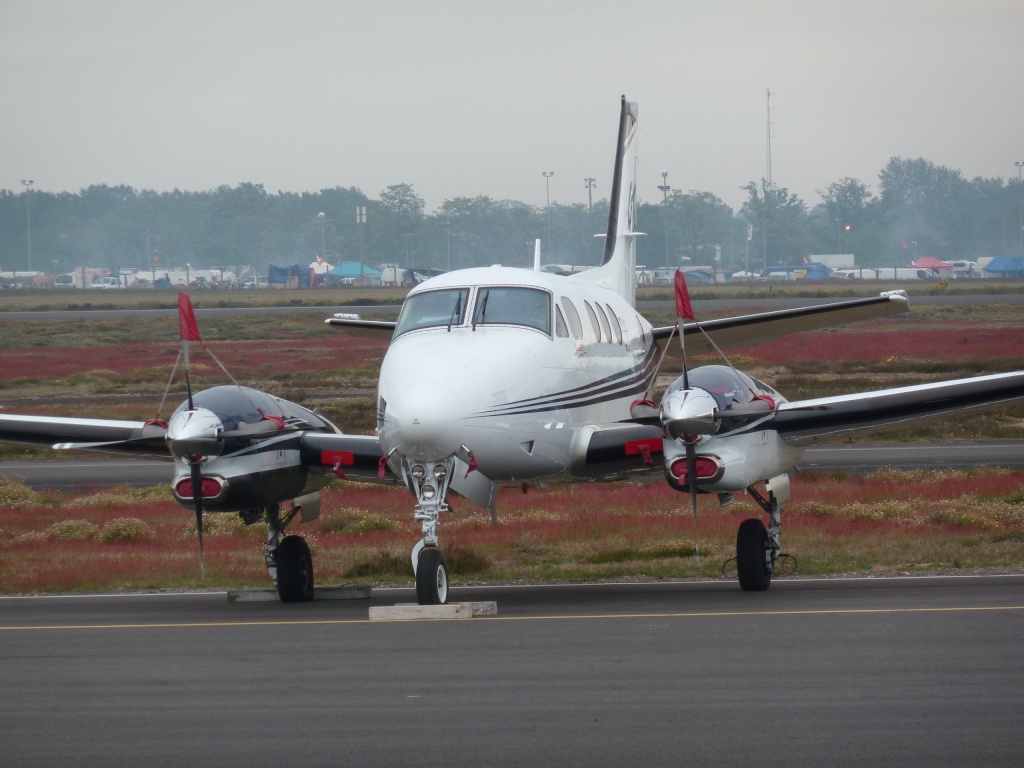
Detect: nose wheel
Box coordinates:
(416, 547, 449, 605)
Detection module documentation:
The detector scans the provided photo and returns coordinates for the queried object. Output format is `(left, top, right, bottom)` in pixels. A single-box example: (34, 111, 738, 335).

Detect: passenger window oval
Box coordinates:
(583, 301, 602, 342)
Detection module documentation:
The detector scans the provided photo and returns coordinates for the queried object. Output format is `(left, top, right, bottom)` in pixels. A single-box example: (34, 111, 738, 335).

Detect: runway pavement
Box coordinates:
(1, 576, 1022, 767)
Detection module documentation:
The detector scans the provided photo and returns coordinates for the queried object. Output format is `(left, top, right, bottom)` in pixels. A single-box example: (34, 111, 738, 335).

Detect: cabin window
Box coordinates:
(635, 314, 648, 346)
(584, 301, 603, 342)
(594, 303, 613, 342)
(560, 297, 584, 340)
(394, 288, 469, 337)
(554, 306, 569, 338)
(472, 286, 551, 335)
(604, 304, 623, 344)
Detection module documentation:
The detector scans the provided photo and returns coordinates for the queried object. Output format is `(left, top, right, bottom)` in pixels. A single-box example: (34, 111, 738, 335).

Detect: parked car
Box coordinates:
(53, 274, 77, 288)
(90, 275, 124, 289)
(243, 276, 269, 289)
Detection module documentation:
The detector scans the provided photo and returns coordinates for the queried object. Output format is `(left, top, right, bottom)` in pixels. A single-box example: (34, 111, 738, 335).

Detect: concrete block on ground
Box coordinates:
(369, 601, 497, 621)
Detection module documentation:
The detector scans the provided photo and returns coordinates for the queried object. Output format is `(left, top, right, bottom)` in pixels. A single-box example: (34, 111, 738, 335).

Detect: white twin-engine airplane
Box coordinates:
(3, 96, 1024, 604)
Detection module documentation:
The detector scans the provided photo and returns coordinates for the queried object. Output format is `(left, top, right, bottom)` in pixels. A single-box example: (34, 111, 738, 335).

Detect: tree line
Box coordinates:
(1, 156, 1021, 277)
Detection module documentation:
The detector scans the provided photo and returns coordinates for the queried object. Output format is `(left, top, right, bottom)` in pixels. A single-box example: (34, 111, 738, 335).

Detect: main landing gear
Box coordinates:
(735, 475, 794, 592)
(404, 456, 457, 605)
(261, 503, 314, 603)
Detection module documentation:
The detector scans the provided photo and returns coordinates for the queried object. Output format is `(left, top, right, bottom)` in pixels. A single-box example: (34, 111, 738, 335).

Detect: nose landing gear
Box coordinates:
(404, 457, 456, 605)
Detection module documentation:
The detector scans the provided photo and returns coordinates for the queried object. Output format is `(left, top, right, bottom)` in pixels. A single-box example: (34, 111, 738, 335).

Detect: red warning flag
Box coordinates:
(177, 292, 202, 342)
(674, 270, 695, 321)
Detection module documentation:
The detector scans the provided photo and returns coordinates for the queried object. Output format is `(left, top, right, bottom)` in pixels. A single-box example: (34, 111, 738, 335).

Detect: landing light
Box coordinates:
(433, 464, 449, 481)
(421, 484, 437, 500)
(411, 464, 426, 480)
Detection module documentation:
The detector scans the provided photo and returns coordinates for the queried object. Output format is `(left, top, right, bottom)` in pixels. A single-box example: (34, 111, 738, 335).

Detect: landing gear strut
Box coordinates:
(264, 503, 314, 602)
(737, 477, 790, 592)
(404, 456, 456, 605)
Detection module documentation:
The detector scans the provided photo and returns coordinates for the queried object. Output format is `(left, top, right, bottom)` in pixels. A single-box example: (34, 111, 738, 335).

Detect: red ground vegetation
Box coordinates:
(0, 335, 388, 383)
(4, 469, 1022, 594)
(720, 324, 1024, 366)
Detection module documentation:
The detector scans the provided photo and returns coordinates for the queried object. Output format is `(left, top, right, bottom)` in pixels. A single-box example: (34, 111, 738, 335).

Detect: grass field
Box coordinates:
(2, 469, 1023, 594)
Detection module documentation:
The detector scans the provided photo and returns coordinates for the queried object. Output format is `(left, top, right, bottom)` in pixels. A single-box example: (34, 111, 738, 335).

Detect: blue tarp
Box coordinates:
(268, 263, 311, 287)
(328, 262, 383, 278)
(982, 257, 1024, 276)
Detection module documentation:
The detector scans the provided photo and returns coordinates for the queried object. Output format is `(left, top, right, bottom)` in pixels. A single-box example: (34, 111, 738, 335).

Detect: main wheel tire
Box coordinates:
(736, 518, 772, 592)
(277, 536, 314, 602)
(415, 548, 449, 605)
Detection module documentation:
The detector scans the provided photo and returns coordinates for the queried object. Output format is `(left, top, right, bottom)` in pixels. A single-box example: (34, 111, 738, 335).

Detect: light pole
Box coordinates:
(657, 170, 671, 268)
(584, 177, 596, 213)
(542, 171, 554, 248)
(1016, 161, 1023, 256)
(20, 179, 33, 271)
(356, 206, 367, 283)
(318, 212, 327, 260)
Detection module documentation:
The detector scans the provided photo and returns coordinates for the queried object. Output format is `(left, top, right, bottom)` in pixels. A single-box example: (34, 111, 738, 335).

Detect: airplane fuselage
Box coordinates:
(378, 266, 657, 483)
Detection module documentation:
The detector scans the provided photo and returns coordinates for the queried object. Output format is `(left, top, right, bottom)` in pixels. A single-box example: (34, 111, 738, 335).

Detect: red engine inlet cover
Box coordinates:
(669, 456, 722, 483)
(175, 477, 224, 499)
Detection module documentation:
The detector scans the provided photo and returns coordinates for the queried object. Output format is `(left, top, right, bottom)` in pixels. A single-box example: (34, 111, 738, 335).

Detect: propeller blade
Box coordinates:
(685, 441, 700, 561)
(189, 460, 205, 580)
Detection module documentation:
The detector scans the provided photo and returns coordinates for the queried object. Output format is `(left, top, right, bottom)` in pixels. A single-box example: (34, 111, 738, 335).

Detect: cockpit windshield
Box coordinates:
(665, 365, 781, 411)
(394, 288, 470, 337)
(472, 286, 551, 335)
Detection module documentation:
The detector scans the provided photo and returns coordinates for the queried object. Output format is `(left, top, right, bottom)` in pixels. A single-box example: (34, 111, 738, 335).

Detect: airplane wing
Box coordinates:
(323, 316, 397, 337)
(0, 414, 172, 458)
(773, 371, 1024, 443)
(651, 292, 910, 352)
(299, 432, 392, 481)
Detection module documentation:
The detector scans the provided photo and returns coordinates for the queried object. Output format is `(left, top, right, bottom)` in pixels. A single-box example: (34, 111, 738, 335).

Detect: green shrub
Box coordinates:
(46, 519, 99, 542)
(0, 477, 41, 509)
(319, 508, 400, 535)
(100, 518, 154, 543)
(343, 550, 410, 578)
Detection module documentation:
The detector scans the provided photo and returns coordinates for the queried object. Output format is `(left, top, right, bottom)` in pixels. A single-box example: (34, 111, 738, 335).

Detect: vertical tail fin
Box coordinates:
(577, 96, 643, 305)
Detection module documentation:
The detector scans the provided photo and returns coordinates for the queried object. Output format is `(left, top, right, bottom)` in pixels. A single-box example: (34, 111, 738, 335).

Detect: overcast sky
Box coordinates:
(3, 0, 1022, 213)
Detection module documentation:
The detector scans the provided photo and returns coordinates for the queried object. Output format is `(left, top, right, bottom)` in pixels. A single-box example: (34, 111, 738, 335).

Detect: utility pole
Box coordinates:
(1016, 161, 1023, 256)
(21, 179, 33, 271)
(763, 89, 773, 270)
(584, 177, 596, 213)
(657, 170, 671, 268)
(542, 171, 555, 250)
(356, 206, 367, 283)
(318, 212, 327, 259)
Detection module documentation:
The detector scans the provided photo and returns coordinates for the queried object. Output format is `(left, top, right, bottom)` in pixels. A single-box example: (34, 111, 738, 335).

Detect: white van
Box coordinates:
(829, 268, 879, 280)
(90, 275, 124, 289)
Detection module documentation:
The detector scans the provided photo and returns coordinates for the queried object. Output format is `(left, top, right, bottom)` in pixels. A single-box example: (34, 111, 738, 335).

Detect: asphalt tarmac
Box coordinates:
(2, 577, 1022, 767)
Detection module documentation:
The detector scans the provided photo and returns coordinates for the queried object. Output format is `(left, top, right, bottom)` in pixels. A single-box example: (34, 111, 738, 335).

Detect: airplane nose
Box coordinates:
(382, 382, 465, 462)
(166, 407, 224, 458)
